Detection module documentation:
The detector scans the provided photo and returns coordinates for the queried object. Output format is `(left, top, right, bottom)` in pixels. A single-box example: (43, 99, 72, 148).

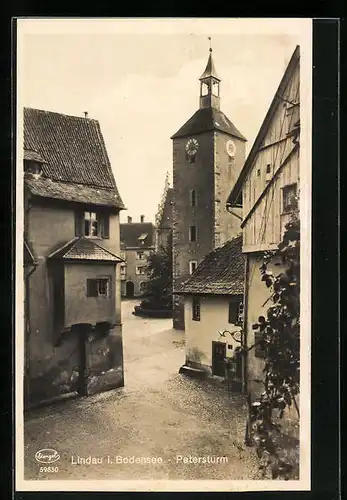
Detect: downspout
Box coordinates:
(242, 254, 250, 394)
(24, 261, 37, 409)
(24, 197, 38, 409)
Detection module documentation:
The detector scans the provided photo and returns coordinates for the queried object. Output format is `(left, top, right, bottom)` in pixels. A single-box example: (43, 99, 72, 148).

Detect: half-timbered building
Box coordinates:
(226, 46, 300, 405)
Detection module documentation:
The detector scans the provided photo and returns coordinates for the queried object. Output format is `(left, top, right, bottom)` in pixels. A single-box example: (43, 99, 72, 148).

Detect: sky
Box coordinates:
(18, 19, 308, 224)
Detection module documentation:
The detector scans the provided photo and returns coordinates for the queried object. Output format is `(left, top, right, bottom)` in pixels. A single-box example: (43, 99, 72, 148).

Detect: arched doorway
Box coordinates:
(126, 281, 135, 298)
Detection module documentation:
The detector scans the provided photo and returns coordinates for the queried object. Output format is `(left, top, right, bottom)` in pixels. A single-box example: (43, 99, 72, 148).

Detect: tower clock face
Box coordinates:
(226, 139, 236, 158)
(185, 138, 199, 156)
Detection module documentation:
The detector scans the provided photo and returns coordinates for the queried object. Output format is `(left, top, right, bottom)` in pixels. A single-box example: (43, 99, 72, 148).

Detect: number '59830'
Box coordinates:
(40, 466, 58, 473)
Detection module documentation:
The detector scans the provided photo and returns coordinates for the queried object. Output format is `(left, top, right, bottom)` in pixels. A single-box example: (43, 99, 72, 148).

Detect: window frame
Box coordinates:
(189, 260, 198, 275)
(192, 295, 201, 321)
(84, 211, 99, 238)
(86, 277, 111, 298)
(136, 265, 147, 276)
(190, 189, 197, 207)
(136, 251, 145, 260)
(228, 297, 243, 326)
(282, 183, 298, 214)
(189, 225, 197, 242)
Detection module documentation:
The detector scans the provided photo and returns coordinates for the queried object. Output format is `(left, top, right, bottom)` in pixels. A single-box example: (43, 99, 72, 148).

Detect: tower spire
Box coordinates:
(199, 38, 221, 109)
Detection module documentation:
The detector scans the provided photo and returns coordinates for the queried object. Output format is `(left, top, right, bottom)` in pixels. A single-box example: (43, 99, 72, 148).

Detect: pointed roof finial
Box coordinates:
(199, 39, 220, 81)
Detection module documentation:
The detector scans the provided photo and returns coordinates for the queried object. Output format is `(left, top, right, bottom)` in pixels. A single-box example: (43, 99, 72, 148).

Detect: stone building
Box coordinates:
(171, 49, 247, 330)
(226, 46, 300, 418)
(120, 216, 155, 297)
(23, 107, 125, 407)
(176, 235, 244, 389)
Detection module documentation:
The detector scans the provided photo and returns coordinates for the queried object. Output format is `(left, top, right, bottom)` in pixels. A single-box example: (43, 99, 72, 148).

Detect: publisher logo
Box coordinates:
(35, 449, 60, 464)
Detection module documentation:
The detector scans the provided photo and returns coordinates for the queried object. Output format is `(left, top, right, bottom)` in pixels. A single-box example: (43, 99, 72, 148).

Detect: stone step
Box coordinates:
(179, 365, 206, 379)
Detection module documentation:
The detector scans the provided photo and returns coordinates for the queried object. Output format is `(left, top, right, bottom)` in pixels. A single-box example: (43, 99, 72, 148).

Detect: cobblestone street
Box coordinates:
(24, 300, 259, 481)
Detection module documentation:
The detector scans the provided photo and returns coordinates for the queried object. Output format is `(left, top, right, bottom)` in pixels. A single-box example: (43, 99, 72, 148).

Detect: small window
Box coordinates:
(266, 164, 271, 174)
(189, 260, 198, 275)
(120, 265, 126, 276)
(282, 183, 298, 213)
(84, 212, 99, 237)
(190, 189, 197, 207)
(189, 225, 197, 242)
(136, 251, 145, 260)
(24, 160, 42, 176)
(229, 299, 243, 325)
(86, 278, 110, 298)
(212, 80, 219, 97)
(201, 81, 210, 97)
(192, 296, 200, 321)
(136, 266, 147, 276)
(257, 169, 261, 177)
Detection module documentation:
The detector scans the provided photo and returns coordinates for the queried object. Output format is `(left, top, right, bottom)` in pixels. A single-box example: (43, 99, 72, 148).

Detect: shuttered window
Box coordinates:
(75, 210, 110, 239)
(192, 296, 200, 321)
(228, 300, 238, 324)
(86, 278, 110, 297)
(189, 225, 197, 242)
(228, 299, 244, 325)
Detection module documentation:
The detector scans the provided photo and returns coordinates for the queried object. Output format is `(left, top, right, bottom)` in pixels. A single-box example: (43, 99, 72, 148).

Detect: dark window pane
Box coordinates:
(191, 190, 196, 207)
(192, 296, 200, 321)
(190, 226, 197, 242)
(283, 184, 298, 212)
(98, 279, 108, 296)
(91, 221, 98, 236)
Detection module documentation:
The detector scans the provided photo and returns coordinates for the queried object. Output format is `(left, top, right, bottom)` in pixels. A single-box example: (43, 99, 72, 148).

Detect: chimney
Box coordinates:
(127, 216, 132, 223)
(140, 215, 145, 223)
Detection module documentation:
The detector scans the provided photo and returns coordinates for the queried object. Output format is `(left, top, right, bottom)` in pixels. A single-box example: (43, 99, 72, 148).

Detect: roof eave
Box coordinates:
(175, 290, 243, 296)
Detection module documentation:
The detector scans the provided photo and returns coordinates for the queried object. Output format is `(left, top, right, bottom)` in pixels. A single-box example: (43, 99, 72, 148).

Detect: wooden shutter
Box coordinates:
(75, 210, 84, 237)
(101, 214, 110, 239)
(86, 279, 98, 297)
(228, 300, 238, 324)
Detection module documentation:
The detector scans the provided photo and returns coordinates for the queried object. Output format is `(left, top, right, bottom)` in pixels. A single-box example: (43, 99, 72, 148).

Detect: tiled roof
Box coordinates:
(24, 107, 124, 209)
(120, 222, 155, 248)
(24, 149, 46, 163)
(171, 107, 246, 141)
(176, 235, 244, 295)
(48, 237, 124, 262)
(25, 175, 123, 208)
(157, 188, 173, 229)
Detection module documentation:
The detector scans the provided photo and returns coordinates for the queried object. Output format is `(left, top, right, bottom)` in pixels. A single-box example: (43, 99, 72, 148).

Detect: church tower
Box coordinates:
(171, 46, 247, 330)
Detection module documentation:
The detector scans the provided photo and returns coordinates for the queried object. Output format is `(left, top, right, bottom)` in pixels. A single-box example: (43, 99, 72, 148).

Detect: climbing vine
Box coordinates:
(243, 212, 300, 479)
